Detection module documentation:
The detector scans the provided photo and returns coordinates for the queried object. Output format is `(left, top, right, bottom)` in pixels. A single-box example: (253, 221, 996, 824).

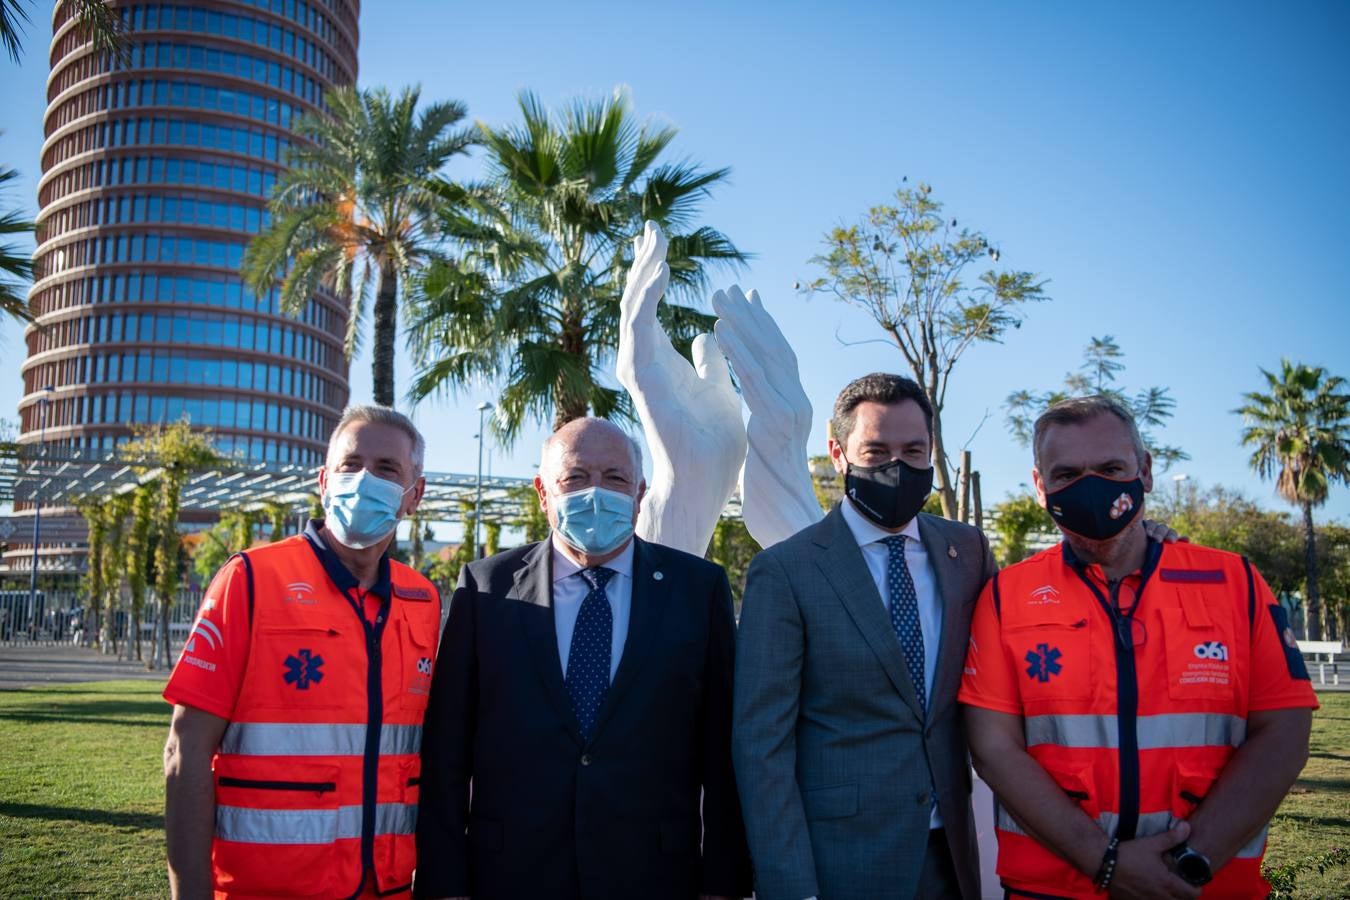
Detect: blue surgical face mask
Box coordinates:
(552, 486, 636, 555)
(322, 469, 412, 550)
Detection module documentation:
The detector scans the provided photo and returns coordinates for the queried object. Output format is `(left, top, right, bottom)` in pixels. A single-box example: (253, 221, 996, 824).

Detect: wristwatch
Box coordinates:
(1168, 842, 1214, 886)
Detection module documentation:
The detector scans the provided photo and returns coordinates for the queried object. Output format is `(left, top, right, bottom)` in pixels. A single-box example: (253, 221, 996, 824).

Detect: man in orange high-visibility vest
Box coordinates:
(960, 395, 1316, 900)
(163, 405, 442, 900)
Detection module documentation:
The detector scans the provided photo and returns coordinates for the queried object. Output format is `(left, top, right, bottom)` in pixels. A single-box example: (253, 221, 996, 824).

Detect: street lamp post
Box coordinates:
(1172, 472, 1189, 509)
(27, 386, 54, 638)
(474, 402, 493, 559)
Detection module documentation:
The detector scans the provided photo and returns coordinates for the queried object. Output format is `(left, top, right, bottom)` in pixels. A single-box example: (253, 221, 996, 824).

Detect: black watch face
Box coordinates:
(1176, 851, 1213, 886)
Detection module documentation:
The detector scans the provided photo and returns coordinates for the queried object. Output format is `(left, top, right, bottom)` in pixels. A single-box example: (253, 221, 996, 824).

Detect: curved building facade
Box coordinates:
(19, 0, 360, 466)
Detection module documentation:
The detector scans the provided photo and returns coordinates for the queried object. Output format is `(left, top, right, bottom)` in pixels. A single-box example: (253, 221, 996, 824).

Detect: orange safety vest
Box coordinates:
(210, 535, 441, 899)
(990, 540, 1268, 899)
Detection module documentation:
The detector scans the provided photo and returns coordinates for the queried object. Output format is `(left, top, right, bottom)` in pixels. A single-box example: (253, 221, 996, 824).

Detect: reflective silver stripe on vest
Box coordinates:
(219, 722, 422, 757)
(998, 805, 1268, 859)
(1023, 713, 1246, 750)
(216, 803, 418, 844)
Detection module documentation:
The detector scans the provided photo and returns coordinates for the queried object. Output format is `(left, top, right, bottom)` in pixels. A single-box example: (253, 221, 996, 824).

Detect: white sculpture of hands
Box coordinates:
(615, 221, 748, 558)
(712, 287, 824, 547)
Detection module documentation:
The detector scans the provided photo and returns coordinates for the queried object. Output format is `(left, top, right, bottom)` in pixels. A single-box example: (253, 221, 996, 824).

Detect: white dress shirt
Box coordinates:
(550, 534, 634, 681)
(839, 497, 944, 830)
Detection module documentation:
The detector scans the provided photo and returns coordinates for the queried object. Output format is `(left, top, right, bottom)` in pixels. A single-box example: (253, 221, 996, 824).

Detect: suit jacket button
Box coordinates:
(916, 790, 930, 806)
(580, 754, 592, 766)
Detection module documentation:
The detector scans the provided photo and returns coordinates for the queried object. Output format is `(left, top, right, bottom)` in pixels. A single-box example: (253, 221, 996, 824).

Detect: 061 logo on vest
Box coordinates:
(1194, 641, 1229, 661)
(1025, 643, 1063, 683)
(283, 649, 325, 689)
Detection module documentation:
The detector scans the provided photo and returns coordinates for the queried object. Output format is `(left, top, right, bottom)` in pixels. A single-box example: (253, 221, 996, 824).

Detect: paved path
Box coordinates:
(0, 644, 170, 690)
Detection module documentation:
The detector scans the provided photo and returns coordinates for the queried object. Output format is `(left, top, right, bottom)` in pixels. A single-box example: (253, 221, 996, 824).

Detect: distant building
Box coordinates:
(8, 0, 360, 578)
(20, 0, 359, 465)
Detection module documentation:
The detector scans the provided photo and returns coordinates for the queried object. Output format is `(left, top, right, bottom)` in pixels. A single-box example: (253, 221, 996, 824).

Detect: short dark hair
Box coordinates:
(1032, 394, 1147, 470)
(829, 373, 934, 445)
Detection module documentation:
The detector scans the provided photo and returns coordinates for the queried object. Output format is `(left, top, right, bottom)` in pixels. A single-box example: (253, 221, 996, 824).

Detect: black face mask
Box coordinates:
(1044, 474, 1146, 541)
(844, 457, 934, 530)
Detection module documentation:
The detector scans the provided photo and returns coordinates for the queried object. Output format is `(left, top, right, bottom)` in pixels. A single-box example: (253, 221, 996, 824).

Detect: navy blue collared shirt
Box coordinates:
(302, 518, 392, 623)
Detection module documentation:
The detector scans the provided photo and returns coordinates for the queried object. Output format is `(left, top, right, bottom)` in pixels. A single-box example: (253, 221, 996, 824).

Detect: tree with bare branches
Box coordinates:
(803, 183, 1049, 518)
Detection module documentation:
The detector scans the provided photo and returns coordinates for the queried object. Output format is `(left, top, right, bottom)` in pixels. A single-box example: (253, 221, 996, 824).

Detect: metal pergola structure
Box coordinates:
(0, 445, 535, 524)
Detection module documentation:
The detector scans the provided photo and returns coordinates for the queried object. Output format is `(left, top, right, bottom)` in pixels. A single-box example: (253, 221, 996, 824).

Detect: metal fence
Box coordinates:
(0, 588, 202, 658)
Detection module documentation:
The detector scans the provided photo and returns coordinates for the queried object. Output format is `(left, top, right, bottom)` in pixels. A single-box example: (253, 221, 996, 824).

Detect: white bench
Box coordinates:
(1298, 640, 1344, 685)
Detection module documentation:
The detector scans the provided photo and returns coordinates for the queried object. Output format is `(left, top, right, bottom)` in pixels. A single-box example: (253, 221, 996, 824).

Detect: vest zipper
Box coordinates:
(218, 776, 336, 793)
(1067, 540, 1162, 844)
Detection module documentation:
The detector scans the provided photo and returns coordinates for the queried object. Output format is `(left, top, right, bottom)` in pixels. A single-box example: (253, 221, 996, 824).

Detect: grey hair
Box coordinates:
(328, 405, 426, 476)
(539, 418, 643, 479)
(1032, 395, 1147, 470)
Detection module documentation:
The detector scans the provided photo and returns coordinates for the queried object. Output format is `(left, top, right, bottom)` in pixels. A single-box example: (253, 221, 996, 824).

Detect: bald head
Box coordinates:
(539, 417, 643, 483)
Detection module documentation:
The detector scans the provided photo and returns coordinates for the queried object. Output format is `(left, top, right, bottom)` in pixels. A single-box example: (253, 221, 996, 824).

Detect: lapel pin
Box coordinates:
(947, 546, 958, 559)
(652, 571, 664, 581)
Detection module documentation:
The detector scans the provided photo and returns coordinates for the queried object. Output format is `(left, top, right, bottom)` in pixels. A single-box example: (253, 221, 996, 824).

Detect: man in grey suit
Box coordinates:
(733, 373, 995, 900)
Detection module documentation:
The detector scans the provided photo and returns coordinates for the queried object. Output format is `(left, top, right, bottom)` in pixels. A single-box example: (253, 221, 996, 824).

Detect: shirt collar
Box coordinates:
(550, 532, 636, 584)
(1060, 535, 1164, 585)
(840, 496, 922, 548)
(303, 518, 392, 601)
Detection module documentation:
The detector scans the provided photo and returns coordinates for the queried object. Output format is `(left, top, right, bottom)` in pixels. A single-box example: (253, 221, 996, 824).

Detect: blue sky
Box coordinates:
(2, 0, 1348, 526)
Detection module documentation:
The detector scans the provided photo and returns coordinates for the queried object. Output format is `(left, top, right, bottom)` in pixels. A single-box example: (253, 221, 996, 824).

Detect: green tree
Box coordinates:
(802, 183, 1049, 518)
(76, 498, 106, 648)
(122, 421, 221, 668)
(510, 485, 549, 543)
(410, 88, 745, 438)
(264, 502, 290, 542)
(1236, 360, 1350, 640)
(98, 494, 131, 655)
(1004, 335, 1186, 468)
(243, 85, 476, 406)
(706, 517, 759, 611)
(125, 484, 156, 661)
(484, 520, 501, 557)
(191, 508, 261, 585)
(988, 492, 1054, 566)
(0, 161, 35, 323)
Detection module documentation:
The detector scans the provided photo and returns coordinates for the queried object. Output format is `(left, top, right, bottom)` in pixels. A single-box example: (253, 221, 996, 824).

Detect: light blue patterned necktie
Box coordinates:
(566, 566, 615, 741)
(882, 535, 926, 711)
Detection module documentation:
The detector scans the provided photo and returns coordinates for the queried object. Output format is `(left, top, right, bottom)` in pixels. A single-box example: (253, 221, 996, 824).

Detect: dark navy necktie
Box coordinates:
(882, 535, 927, 711)
(566, 566, 615, 741)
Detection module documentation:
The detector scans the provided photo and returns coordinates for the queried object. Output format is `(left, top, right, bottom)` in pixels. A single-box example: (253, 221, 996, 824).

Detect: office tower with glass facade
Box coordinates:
(19, 0, 360, 466)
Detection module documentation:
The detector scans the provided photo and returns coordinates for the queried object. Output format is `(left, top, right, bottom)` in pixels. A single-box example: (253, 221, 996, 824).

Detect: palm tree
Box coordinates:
(1237, 360, 1350, 640)
(0, 162, 35, 322)
(2, 0, 127, 63)
(409, 88, 745, 439)
(243, 85, 476, 406)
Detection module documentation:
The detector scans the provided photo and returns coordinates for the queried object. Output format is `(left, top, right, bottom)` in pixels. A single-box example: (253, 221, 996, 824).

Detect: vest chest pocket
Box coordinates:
(1004, 613, 1093, 705)
(1159, 590, 1237, 702)
(399, 618, 437, 711)
(247, 624, 346, 711)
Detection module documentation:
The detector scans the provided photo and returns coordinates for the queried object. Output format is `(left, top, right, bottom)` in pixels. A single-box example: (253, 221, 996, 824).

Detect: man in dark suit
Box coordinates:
(733, 373, 996, 900)
(414, 416, 751, 900)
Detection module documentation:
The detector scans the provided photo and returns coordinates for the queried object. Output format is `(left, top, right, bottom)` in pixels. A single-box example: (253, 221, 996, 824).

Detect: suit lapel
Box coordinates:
(813, 507, 927, 721)
(918, 513, 967, 717)
(589, 537, 668, 746)
(510, 540, 584, 748)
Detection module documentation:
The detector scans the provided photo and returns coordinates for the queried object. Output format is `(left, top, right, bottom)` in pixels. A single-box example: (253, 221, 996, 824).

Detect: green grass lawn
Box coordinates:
(0, 682, 1347, 898)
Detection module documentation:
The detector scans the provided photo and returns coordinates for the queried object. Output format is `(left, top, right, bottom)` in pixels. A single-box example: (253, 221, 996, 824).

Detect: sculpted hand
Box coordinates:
(1109, 822, 1200, 900)
(712, 286, 822, 547)
(616, 221, 747, 557)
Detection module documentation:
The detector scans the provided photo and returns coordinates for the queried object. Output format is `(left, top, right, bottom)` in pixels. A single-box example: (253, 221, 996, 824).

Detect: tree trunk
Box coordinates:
(551, 313, 589, 430)
(131, 594, 142, 662)
(930, 406, 958, 519)
(1302, 500, 1322, 641)
(372, 261, 398, 407)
